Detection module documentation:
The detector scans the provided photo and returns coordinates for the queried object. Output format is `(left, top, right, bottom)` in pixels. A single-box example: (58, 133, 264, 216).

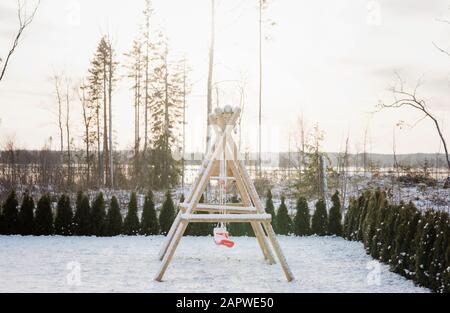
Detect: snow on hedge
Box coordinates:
(0, 235, 428, 293)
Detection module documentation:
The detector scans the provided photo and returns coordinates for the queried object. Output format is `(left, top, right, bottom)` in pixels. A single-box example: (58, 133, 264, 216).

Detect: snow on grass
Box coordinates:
(0, 235, 428, 293)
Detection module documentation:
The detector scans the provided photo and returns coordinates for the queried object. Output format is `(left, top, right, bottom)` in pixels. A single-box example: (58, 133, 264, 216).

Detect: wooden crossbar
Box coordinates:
(179, 203, 257, 214)
(209, 176, 236, 181)
(180, 213, 271, 223)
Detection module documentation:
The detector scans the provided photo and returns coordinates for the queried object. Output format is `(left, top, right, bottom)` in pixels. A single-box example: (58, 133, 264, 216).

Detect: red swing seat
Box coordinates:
(213, 227, 235, 248)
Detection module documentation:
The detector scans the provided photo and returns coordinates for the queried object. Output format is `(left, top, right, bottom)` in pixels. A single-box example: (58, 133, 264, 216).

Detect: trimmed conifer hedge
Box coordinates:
(343, 189, 450, 293)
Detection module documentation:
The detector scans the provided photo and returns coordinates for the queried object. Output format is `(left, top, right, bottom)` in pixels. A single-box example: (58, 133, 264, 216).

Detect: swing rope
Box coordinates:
(213, 129, 235, 248)
(218, 146, 226, 228)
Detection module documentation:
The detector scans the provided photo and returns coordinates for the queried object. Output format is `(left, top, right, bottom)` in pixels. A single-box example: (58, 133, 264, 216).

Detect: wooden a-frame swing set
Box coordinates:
(155, 106, 294, 282)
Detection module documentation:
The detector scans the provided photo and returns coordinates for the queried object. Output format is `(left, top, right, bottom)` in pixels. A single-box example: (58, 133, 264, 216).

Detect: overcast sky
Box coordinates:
(0, 0, 450, 154)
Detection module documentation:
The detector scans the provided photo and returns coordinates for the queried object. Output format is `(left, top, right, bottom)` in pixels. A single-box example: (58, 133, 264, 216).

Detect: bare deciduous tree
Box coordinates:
(206, 0, 215, 153)
(53, 73, 64, 154)
(339, 134, 350, 212)
(378, 74, 450, 170)
(181, 58, 191, 189)
(143, 0, 153, 154)
(257, 0, 264, 178)
(124, 38, 143, 183)
(236, 75, 247, 151)
(0, 0, 40, 82)
(1, 136, 18, 188)
(78, 81, 94, 187)
(65, 77, 72, 186)
(257, 0, 276, 178)
(362, 123, 369, 174)
(107, 35, 116, 188)
(392, 126, 401, 202)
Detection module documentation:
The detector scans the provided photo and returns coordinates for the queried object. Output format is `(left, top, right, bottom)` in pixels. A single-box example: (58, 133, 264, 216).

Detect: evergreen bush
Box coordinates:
(311, 199, 327, 235)
(123, 192, 140, 235)
(293, 196, 309, 236)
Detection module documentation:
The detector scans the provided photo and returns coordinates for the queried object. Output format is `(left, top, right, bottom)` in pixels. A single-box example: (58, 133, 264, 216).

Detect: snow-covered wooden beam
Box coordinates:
(180, 213, 271, 223)
(209, 176, 236, 181)
(179, 203, 257, 214)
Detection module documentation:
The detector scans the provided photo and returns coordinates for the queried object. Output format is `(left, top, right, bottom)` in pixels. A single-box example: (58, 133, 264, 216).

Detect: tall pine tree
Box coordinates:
(54, 194, 73, 235)
(149, 39, 184, 189)
(293, 196, 310, 236)
(328, 191, 342, 236)
(123, 192, 140, 235)
(19, 192, 34, 235)
(106, 196, 122, 236)
(141, 190, 159, 235)
(276, 196, 292, 235)
(88, 35, 118, 188)
(34, 194, 53, 235)
(311, 199, 327, 235)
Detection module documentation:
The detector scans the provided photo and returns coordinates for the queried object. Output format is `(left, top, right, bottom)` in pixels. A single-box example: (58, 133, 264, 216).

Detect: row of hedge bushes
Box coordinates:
(0, 189, 344, 237)
(0, 190, 175, 236)
(266, 190, 343, 236)
(343, 189, 450, 293)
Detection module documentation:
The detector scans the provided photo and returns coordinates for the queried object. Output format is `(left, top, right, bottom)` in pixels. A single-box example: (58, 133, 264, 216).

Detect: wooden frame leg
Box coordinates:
(154, 220, 189, 282)
(250, 222, 270, 262)
(158, 211, 182, 261)
(251, 222, 276, 264)
(224, 159, 275, 264)
(257, 222, 276, 264)
(227, 151, 294, 281)
(262, 221, 295, 282)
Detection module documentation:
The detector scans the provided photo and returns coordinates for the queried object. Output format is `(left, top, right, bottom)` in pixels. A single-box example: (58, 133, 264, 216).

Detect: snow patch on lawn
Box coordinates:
(0, 235, 428, 293)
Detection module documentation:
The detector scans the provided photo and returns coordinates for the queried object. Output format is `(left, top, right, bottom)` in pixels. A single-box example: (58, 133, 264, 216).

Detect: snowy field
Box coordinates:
(0, 235, 428, 293)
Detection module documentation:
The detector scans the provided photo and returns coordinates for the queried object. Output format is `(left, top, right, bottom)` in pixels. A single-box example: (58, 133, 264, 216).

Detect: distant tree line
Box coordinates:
(343, 189, 450, 293)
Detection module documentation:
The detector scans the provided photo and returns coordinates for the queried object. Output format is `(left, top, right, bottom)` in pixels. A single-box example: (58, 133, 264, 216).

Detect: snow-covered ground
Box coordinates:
(0, 235, 428, 293)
